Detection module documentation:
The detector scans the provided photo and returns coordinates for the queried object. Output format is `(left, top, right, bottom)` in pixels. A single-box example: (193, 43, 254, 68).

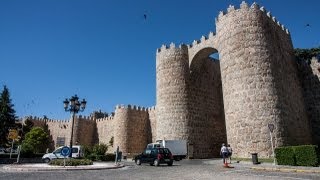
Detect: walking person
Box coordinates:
(227, 144, 233, 164)
(220, 143, 229, 167)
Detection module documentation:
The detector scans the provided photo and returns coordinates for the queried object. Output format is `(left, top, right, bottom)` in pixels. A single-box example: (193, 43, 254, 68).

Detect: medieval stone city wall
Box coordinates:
(29, 116, 70, 150)
(74, 116, 96, 146)
(26, 2, 319, 159)
(299, 57, 320, 145)
(148, 107, 157, 142)
(96, 115, 115, 152)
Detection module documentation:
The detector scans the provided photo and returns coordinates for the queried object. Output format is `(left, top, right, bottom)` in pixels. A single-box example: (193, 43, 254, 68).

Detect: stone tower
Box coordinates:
(156, 44, 190, 141)
(156, 1, 313, 158)
(215, 2, 312, 157)
(114, 105, 150, 156)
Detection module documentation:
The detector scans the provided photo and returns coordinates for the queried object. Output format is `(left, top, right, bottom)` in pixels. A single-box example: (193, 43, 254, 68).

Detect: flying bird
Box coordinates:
(305, 24, 311, 27)
(143, 14, 147, 20)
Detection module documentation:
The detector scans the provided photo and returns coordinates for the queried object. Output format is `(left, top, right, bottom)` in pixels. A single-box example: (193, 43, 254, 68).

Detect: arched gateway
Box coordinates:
(155, 2, 312, 158)
(28, 2, 319, 160)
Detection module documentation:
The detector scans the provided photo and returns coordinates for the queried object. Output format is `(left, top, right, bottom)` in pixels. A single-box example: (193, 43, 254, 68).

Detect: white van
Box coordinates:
(147, 140, 187, 161)
(42, 145, 83, 163)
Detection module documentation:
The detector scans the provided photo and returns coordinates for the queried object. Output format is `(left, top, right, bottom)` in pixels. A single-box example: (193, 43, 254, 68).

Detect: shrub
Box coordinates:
(86, 153, 115, 161)
(21, 127, 49, 154)
(275, 145, 319, 167)
(49, 158, 93, 166)
(96, 153, 116, 161)
(20, 143, 34, 158)
(82, 144, 114, 161)
(82, 145, 93, 158)
(275, 146, 295, 166)
(92, 143, 108, 155)
(293, 145, 318, 167)
(86, 154, 96, 161)
(105, 153, 116, 161)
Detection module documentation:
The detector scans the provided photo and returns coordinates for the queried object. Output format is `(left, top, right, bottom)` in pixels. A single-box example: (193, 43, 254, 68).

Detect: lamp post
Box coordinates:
(268, 123, 275, 165)
(63, 95, 86, 157)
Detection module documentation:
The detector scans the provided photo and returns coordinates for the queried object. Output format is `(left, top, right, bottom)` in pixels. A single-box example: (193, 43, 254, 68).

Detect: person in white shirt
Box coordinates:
(220, 143, 229, 164)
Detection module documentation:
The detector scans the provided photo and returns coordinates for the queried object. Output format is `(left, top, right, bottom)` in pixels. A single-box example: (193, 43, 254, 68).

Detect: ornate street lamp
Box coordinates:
(63, 95, 86, 157)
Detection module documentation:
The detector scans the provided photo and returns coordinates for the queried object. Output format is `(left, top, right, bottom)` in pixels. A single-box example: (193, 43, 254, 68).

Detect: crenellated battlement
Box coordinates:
(115, 104, 149, 112)
(147, 106, 156, 112)
(77, 115, 95, 121)
(188, 32, 216, 49)
(95, 113, 115, 122)
(156, 43, 188, 54)
(216, 1, 290, 35)
(26, 116, 68, 123)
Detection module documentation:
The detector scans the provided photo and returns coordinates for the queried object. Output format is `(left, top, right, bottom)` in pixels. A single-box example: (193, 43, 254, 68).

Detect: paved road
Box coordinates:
(1, 159, 320, 180)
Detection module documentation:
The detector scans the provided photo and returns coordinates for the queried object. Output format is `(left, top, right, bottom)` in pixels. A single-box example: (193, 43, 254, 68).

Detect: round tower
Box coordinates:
(156, 43, 190, 141)
(114, 105, 130, 155)
(216, 2, 311, 157)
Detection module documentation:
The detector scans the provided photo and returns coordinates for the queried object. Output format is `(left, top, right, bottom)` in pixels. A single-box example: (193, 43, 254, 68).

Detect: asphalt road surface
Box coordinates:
(1, 159, 320, 180)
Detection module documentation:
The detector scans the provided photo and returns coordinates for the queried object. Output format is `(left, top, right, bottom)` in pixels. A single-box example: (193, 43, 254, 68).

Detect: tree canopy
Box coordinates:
(294, 47, 320, 62)
(0, 85, 16, 146)
(22, 127, 49, 154)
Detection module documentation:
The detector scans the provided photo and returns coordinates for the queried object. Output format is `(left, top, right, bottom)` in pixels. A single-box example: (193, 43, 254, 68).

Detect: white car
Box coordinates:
(42, 145, 83, 163)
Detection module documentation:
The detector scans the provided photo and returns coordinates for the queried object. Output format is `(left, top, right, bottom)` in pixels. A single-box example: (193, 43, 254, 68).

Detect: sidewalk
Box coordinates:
(2, 162, 125, 172)
(203, 159, 320, 173)
(249, 162, 320, 173)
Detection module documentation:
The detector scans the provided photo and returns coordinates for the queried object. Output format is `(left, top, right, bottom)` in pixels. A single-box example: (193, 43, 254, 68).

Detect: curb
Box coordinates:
(2, 164, 125, 172)
(251, 166, 320, 173)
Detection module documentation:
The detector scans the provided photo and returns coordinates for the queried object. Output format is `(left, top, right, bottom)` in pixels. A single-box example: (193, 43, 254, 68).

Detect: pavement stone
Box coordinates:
(202, 159, 320, 173)
(2, 158, 320, 174)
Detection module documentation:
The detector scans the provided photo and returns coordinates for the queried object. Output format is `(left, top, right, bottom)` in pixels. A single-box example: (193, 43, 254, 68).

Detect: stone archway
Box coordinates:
(188, 47, 227, 158)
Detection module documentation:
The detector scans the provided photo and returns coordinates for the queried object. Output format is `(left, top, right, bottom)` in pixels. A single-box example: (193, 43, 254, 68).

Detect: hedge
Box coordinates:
(275, 146, 296, 166)
(49, 159, 93, 166)
(293, 145, 318, 167)
(275, 145, 319, 167)
(86, 153, 116, 161)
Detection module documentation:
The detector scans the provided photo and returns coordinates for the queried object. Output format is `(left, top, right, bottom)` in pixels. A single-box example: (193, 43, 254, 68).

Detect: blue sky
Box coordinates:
(0, 0, 319, 120)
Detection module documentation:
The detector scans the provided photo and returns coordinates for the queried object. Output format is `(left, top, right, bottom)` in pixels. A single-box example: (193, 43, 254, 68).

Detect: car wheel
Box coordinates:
(43, 158, 50, 163)
(154, 159, 159, 166)
(149, 163, 154, 166)
(167, 161, 173, 166)
(136, 159, 141, 165)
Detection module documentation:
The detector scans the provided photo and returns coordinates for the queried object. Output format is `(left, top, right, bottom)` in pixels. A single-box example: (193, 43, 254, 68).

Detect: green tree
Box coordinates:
(0, 85, 16, 146)
(294, 47, 320, 62)
(21, 127, 49, 154)
(22, 118, 34, 136)
(16, 117, 34, 142)
(92, 143, 108, 155)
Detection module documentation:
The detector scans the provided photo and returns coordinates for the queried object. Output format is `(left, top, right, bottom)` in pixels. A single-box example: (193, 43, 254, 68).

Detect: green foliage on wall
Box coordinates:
(295, 47, 320, 62)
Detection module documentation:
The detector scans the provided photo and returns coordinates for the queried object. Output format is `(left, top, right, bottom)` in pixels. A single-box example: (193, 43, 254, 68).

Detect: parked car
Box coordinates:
(42, 145, 83, 163)
(134, 147, 173, 166)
